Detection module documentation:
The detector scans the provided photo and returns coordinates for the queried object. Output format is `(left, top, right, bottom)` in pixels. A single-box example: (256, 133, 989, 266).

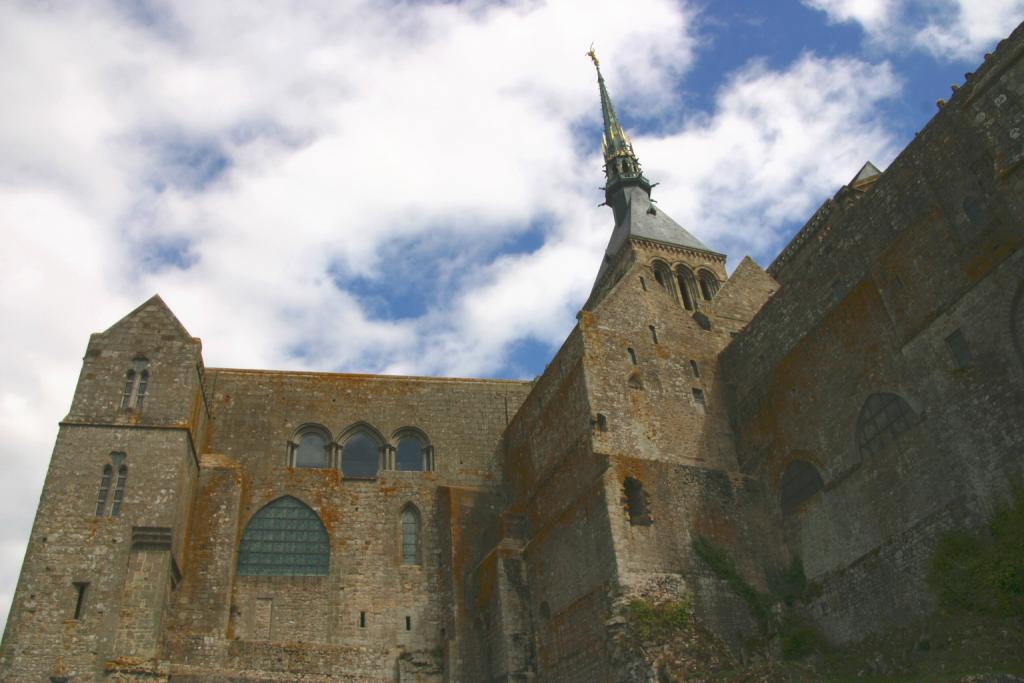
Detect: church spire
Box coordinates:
(587, 46, 652, 200)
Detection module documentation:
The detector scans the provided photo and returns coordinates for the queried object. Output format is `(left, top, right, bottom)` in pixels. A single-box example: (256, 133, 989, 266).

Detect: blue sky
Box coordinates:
(0, 0, 1022, 634)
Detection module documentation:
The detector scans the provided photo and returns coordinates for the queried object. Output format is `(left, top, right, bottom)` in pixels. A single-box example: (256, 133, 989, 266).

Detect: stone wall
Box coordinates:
(721, 21, 1024, 643)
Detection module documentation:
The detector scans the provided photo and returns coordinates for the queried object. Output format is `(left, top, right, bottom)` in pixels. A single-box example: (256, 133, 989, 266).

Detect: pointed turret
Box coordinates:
(588, 47, 652, 200)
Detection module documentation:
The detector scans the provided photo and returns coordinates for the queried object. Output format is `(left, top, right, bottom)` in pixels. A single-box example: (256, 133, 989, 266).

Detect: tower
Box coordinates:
(0, 296, 206, 681)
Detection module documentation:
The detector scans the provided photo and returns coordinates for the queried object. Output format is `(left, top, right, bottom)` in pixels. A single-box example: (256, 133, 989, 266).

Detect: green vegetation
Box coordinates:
(928, 489, 1024, 617)
(624, 597, 692, 640)
(692, 536, 825, 661)
(692, 536, 773, 632)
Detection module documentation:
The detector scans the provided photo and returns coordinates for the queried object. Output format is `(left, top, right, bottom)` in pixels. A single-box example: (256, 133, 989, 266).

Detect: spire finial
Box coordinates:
(587, 46, 651, 200)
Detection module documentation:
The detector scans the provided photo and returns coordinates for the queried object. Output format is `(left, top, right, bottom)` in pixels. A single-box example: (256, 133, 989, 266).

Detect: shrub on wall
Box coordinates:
(929, 490, 1024, 617)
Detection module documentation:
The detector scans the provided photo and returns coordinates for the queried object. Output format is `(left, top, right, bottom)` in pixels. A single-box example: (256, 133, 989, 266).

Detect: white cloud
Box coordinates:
(641, 55, 902, 259)
(804, 0, 1024, 61)
(0, 0, 910, 636)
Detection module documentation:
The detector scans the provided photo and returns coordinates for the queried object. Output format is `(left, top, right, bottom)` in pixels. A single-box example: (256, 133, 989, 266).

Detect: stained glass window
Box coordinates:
(857, 393, 915, 459)
(237, 496, 329, 576)
(402, 506, 421, 565)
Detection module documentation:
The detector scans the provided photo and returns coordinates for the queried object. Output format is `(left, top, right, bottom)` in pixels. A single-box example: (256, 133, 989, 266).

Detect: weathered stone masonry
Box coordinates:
(2, 21, 1023, 683)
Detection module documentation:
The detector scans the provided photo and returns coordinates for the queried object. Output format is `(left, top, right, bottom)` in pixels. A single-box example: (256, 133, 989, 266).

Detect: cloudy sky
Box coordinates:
(1, 0, 1022, 634)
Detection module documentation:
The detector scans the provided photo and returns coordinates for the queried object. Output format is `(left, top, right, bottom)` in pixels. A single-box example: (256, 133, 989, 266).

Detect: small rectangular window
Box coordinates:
(690, 360, 700, 378)
(359, 611, 366, 628)
(72, 582, 89, 619)
(405, 615, 412, 631)
(945, 329, 970, 369)
(692, 388, 706, 406)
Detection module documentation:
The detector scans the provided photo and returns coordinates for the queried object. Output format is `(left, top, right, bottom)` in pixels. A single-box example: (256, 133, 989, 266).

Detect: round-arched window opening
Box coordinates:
(698, 270, 720, 300)
(342, 434, 380, 478)
(396, 437, 425, 471)
(295, 432, 329, 468)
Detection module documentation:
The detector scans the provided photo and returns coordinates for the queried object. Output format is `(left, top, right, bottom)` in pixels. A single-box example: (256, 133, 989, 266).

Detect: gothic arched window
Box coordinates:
(780, 460, 824, 516)
(135, 370, 148, 409)
(95, 465, 112, 517)
(341, 431, 381, 478)
(119, 358, 150, 410)
(395, 432, 430, 472)
(120, 370, 135, 409)
(237, 496, 329, 576)
(291, 425, 331, 468)
(857, 392, 915, 459)
(676, 266, 697, 311)
(698, 270, 720, 300)
(401, 505, 422, 565)
(111, 465, 127, 516)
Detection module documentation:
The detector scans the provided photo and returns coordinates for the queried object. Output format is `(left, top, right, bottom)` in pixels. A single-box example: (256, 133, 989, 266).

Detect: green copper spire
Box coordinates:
(587, 46, 652, 199)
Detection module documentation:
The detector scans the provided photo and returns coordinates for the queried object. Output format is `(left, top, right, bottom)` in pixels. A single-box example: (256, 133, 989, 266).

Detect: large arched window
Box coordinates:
(676, 266, 697, 311)
(290, 425, 332, 468)
(395, 430, 432, 472)
(698, 270, 720, 300)
(341, 429, 382, 478)
(401, 504, 422, 565)
(857, 392, 915, 459)
(780, 460, 824, 516)
(237, 496, 329, 576)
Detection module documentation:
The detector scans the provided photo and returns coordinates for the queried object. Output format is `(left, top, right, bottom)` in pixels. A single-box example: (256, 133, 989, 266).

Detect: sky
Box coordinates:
(1, 0, 1022, 636)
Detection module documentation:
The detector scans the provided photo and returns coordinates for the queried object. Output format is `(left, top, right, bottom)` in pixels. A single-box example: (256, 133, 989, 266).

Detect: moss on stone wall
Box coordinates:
(929, 489, 1024, 617)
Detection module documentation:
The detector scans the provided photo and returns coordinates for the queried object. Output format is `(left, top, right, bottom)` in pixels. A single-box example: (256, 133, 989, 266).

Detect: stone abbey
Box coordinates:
(2, 22, 1023, 683)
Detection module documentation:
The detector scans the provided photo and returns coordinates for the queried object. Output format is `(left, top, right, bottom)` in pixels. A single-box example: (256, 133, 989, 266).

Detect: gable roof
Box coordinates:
(103, 293, 196, 341)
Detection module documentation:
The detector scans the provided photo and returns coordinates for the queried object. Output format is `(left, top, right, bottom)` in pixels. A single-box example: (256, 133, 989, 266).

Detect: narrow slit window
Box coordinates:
(359, 611, 366, 628)
(627, 348, 637, 365)
(690, 360, 700, 378)
(649, 326, 658, 344)
(405, 615, 412, 631)
(135, 370, 148, 409)
(72, 582, 88, 619)
(121, 370, 135, 409)
(111, 465, 127, 517)
(639, 276, 647, 291)
(401, 505, 422, 565)
(95, 465, 112, 516)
